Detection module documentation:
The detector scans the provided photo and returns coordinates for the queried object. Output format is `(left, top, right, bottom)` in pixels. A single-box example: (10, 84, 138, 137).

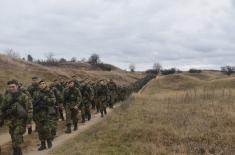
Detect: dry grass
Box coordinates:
(0, 54, 144, 92)
(54, 73, 235, 155)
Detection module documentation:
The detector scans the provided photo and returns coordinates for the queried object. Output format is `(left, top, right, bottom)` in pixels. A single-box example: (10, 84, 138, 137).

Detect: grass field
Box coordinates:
(54, 72, 235, 155)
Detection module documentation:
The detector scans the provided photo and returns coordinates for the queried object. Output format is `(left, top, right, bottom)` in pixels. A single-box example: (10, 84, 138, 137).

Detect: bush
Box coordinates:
(221, 66, 235, 76)
(161, 68, 176, 75)
(189, 69, 202, 73)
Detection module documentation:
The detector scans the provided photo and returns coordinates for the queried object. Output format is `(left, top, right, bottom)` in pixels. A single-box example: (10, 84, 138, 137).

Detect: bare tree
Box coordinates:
(59, 58, 67, 63)
(129, 63, 136, 72)
(88, 53, 100, 65)
(71, 57, 77, 62)
(153, 62, 162, 73)
(4, 49, 20, 58)
(27, 54, 33, 62)
(221, 66, 235, 76)
(45, 52, 55, 61)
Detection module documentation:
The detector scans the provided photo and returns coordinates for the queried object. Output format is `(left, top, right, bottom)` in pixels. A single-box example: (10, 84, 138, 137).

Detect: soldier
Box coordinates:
(92, 82, 100, 113)
(0, 80, 32, 155)
(33, 80, 56, 151)
(89, 82, 96, 110)
(52, 79, 65, 121)
(96, 80, 108, 117)
(27, 76, 40, 132)
(107, 79, 117, 108)
(64, 80, 82, 133)
(80, 82, 93, 123)
(19, 83, 32, 134)
(72, 75, 80, 88)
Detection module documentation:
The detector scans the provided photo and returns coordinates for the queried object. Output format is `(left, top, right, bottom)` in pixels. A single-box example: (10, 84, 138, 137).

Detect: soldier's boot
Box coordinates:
(59, 110, 65, 121)
(47, 139, 53, 149)
(109, 103, 113, 109)
(65, 124, 72, 134)
(13, 147, 22, 155)
(74, 123, 78, 131)
(92, 103, 95, 110)
(13, 148, 17, 155)
(51, 129, 57, 140)
(87, 112, 91, 121)
(104, 108, 107, 115)
(81, 115, 85, 123)
(101, 111, 104, 118)
(28, 127, 32, 135)
(38, 141, 46, 151)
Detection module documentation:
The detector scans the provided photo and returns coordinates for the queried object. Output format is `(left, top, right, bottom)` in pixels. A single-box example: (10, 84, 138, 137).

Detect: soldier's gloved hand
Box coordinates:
(73, 105, 78, 110)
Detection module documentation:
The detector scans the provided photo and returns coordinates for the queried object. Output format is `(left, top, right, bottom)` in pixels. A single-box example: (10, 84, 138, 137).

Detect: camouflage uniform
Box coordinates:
(49, 85, 63, 140)
(64, 85, 82, 133)
(96, 82, 108, 117)
(27, 84, 40, 129)
(32, 87, 56, 150)
(92, 82, 100, 113)
(80, 83, 94, 123)
(0, 90, 32, 154)
(54, 83, 65, 121)
(107, 80, 117, 108)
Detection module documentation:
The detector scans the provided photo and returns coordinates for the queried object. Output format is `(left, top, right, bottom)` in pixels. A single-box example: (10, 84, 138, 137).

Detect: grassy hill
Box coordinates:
(54, 72, 235, 155)
(0, 54, 144, 92)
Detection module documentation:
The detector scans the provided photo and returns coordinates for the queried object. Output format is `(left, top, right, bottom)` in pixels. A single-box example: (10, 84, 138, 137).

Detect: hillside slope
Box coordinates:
(0, 54, 144, 92)
(53, 72, 235, 155)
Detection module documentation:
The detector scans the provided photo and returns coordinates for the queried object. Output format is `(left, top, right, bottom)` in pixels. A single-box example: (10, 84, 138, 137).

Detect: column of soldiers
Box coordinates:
(0, 74, 156, 155)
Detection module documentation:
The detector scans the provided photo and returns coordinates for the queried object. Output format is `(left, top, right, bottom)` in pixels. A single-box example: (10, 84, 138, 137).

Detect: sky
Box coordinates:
(0, 0, 235, 71)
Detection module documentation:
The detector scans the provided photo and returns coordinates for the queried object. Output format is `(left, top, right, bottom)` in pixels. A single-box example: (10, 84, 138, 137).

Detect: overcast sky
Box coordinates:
(0, 0, 234, 71)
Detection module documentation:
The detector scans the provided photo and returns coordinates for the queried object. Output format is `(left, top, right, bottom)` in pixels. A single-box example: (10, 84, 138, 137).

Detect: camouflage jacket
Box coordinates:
(96, 84, 108, 101)
(51, 85, 63, 105)
(0, 91, 32, 124)
(64, 87, 82, 109)
(27, 84, 39, 98)
(32, 88, 56, 120)
(81, 84, 94, 103)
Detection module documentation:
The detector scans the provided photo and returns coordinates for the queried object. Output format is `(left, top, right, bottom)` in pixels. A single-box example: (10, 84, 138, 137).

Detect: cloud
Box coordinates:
(0, 0, 234, 71)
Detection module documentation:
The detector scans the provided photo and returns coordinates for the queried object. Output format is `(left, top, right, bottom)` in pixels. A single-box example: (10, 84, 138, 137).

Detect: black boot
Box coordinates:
(47, 139, 53, 149)
(28, 127, 32, 135)
(104, 108, 107, 115)
(65, 124, 72, 134)
(38, 141, 46, 151)
(81, 115, 85, 123)
(74, 123, 78, 131)
(88, 113, 91, 121)
(13, 147, 22, 155)
(101, 111, 104, 118)
(51, 129, 57, 140)
(13, 148, 17, 155)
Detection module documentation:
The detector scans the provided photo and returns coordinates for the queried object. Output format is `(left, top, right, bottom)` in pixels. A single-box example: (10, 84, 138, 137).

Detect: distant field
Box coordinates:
(54, 72, 235, 155)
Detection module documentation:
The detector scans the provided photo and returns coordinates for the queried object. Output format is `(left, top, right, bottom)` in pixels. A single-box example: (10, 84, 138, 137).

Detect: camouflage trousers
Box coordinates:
(98, 97, 107, 116)
(65, 105, 78, 125)
(80, 102, 91, 120)
(37, 119, 51, 141)
(8, 119, 26, 149)
(49, 114, 58, 140)
(94, 99, 100, 113)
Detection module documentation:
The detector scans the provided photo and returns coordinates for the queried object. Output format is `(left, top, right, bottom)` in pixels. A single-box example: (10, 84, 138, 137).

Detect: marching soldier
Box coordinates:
(33, 80, 56, 151)
(64, 80, 82, 133)
(96, 80, 108, 117)
(0, 80, 32, 155)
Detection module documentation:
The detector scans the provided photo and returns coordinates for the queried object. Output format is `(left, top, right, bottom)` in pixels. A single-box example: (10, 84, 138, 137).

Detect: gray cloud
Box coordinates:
(0, 0, 234, 71)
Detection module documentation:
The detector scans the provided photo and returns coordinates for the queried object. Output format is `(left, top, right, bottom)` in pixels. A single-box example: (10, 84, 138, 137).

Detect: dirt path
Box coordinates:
(23, 105, 119, 155)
